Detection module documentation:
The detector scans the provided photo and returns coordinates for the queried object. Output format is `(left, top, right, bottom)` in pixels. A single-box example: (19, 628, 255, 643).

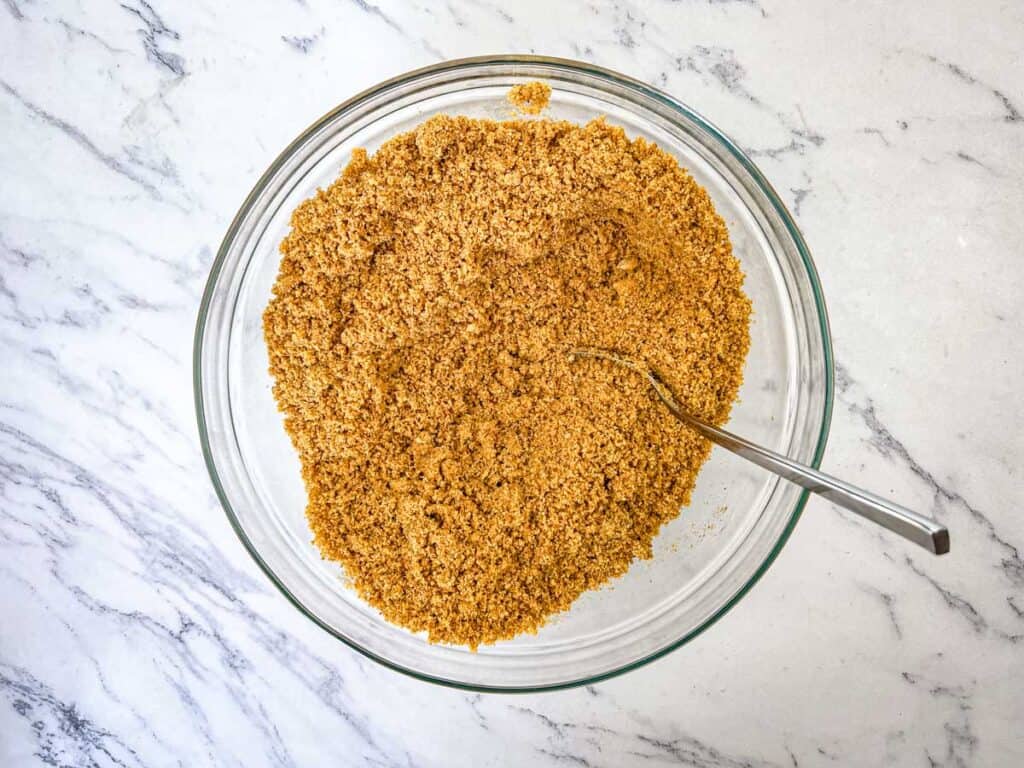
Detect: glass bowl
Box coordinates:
(194, 56, 833, 692)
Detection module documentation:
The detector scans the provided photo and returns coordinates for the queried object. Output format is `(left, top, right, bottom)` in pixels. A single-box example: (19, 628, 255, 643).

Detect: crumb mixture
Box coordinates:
(507, 81, 551, 114)
(264, 93, 751, 648)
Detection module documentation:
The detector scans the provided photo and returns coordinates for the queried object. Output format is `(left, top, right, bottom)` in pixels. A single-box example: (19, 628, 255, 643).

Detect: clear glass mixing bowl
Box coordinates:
(194, 56, 833, 692)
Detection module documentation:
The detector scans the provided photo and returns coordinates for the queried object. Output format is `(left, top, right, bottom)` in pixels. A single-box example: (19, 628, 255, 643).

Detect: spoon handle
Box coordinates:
(647, 372, 950, 555)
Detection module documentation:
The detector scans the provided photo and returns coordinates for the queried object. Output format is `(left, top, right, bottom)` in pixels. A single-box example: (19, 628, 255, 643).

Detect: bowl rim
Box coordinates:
(193, 54, 835, 693)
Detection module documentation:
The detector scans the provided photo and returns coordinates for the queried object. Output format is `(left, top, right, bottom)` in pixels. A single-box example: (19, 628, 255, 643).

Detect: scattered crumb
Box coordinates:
(507, 80, 551, 115)
(263, 99, 751, 648)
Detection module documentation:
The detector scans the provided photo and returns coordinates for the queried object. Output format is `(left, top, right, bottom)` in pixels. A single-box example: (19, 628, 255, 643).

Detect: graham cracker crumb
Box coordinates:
(263, 107, 751, 649)
(507, 81, 551, 115)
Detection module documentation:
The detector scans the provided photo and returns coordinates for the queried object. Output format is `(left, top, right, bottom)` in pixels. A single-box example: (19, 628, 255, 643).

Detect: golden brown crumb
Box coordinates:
(507, 81, 551, 114)
(263, 109, 751, 648)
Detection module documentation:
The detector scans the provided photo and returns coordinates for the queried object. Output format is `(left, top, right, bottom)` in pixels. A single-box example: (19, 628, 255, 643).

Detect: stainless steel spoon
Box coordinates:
(569, 347, 950, 555)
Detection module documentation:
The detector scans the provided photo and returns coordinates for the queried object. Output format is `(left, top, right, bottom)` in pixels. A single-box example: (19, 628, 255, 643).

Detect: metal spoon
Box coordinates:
(569, 347, 950, 555)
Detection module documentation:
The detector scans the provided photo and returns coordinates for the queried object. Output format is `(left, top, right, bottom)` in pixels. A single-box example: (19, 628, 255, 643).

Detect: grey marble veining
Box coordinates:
(1, 1, 1022, 765)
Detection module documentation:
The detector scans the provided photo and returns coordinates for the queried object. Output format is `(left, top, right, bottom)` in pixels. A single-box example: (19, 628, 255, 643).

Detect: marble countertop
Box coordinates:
(2, 1, 1022, 765)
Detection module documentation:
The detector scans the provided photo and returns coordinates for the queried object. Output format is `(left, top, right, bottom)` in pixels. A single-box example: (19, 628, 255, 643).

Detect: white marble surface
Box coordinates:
(2, 0, 1022, 765)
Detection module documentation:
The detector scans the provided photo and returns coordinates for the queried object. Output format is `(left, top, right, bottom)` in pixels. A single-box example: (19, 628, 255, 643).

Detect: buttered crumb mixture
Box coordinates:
(264, 86, 751, 648)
